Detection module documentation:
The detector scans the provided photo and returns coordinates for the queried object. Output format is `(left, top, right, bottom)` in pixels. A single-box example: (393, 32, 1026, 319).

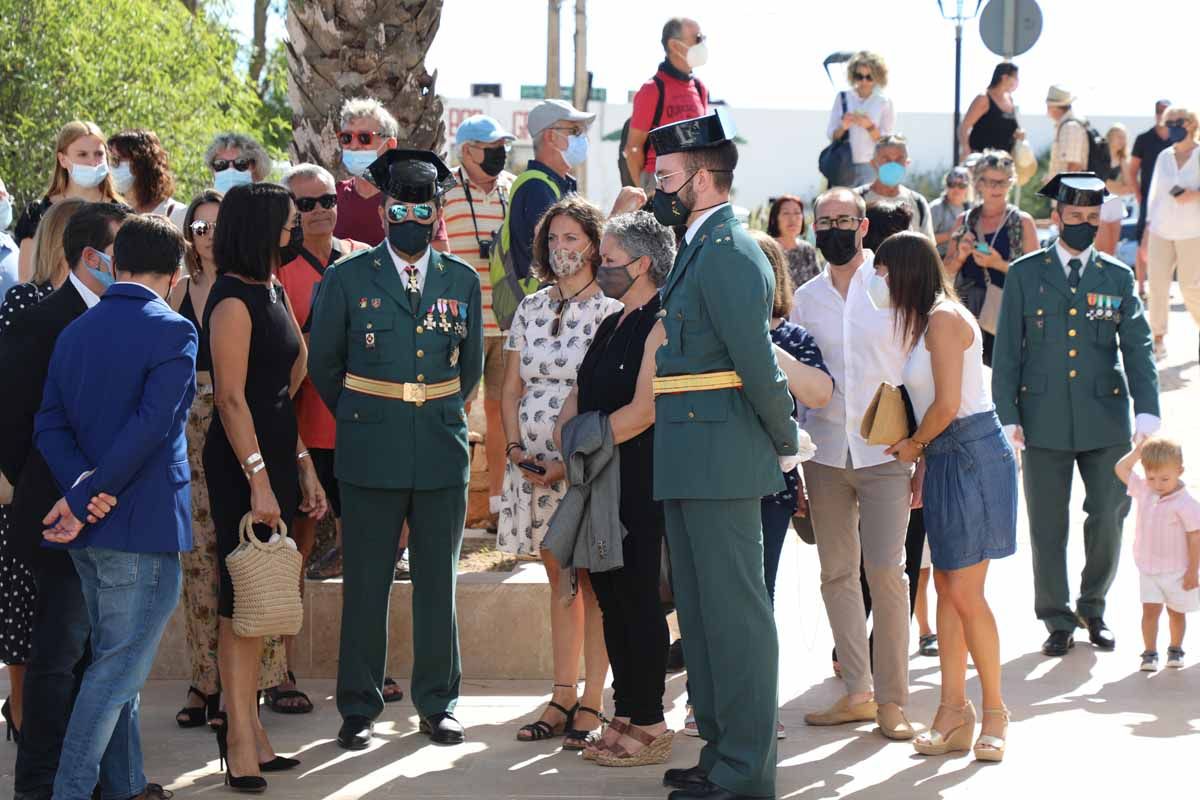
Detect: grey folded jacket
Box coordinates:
(543, 410, 627, 576)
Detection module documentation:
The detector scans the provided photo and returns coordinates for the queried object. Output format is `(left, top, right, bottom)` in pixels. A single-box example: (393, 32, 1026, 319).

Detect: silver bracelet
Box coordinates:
(297, 450, 311, 462)
(244, 461, 266, 480)
(242, 452, 263, 469)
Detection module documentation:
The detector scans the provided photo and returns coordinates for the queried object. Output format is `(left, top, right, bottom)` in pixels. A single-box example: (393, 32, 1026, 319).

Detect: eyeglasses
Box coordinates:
(386, 203, 435, 223)
(853, 72, 874, 82)
(295, 194, 337, 213)
(211, 158, 255, 172)
(190, 220, 216, 237)
(339, 131, 383, 146)
(977, 177, 1013, 190)
(814, 215, 863, 231)
(653, 169, 692, 191)
(946, 181, 969, 189)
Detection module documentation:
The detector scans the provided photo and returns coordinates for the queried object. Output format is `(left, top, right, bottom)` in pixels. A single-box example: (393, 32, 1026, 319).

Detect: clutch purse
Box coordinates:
(859, 382, 912, 447)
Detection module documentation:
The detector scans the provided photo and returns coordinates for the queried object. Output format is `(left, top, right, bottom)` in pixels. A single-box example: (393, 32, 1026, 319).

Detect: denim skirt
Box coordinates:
(923, 410, 1018, 570)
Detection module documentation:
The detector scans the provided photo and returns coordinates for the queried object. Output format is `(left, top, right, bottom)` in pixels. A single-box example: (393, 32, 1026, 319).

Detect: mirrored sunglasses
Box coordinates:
(386, 203, 434, 223)
(189, 220, 216, 237)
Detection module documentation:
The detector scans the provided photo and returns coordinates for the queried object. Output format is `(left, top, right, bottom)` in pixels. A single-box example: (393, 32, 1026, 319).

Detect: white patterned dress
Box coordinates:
(497, 288, 622, 556)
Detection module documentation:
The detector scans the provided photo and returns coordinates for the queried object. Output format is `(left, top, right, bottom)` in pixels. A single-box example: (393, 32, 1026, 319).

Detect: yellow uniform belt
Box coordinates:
(343, 373, 460, 405)
(652, 370, 743, 397)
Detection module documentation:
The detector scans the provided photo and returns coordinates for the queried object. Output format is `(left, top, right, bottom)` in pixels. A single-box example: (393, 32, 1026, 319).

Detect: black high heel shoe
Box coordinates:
(210, 711, 300, 773)
(2, 697, 20, 743)
(212, 716, 267, 793)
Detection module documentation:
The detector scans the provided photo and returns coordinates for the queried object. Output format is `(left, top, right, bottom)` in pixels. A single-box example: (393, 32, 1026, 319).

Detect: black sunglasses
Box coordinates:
(853, 72, 874, 82)
(295, 194, 337, 212)
(339, 131, 382, 146)
(211, 157, 255, 172)
(1166, 120, 1188, 128)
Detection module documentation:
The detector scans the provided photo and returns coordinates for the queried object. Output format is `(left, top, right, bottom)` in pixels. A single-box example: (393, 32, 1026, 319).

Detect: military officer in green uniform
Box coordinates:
(992, 173, 1159, 658)
(308, 149, 483, 749)
(649, 110, 802, 800)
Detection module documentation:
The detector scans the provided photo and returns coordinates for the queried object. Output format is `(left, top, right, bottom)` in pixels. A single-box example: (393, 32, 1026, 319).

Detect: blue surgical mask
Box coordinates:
(87, 249, 115, 289)
(342, 149, 379, 177)
(111, 163, 134, 194)
(70, 161, 109, 189)
(877, 161, 907, 187)
(0, 198, 11, 231)
(213, 167, 253, 194)
(563, 134, 589, 167)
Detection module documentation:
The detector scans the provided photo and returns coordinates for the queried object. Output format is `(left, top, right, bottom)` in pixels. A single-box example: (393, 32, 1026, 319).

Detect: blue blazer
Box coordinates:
(35, 282, 197, 553)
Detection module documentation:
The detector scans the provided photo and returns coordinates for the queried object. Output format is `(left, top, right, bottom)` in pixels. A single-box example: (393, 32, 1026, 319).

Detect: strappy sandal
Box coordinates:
(383, 677, 404, 703)
(595, 725, 675, 767)
(176, 686, 217, 729)
(517, 699, 577, 742)
(583, 718, 629, 761)
(562, 706, 605, 751)
(264, 671, 313, 715)
(973, 706, 1009, 763)
(913, 700, 976, 756)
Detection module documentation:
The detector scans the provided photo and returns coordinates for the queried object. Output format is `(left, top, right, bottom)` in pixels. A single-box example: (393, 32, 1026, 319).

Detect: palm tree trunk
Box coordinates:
(286, 0, 446, 170)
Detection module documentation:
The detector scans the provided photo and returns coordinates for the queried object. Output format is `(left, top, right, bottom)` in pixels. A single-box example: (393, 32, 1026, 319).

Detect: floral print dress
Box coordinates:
(497, 288, 622, 556)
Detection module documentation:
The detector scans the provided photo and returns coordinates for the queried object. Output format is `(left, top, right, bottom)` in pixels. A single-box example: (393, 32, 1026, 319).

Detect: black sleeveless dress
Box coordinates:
(201, 275, 300, 618)
(969, 93, 1019, 154)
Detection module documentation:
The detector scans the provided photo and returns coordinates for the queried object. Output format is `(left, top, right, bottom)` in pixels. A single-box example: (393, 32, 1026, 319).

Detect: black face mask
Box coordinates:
(1060, 221, 1098, 252)
(596, 259, 639, 299)
(279, 223, 304, 263)
(815, 228, 860, 266)
(652, 172, 697, 227)
(480, 147, 507, 177)
(389, 219, 434, 256)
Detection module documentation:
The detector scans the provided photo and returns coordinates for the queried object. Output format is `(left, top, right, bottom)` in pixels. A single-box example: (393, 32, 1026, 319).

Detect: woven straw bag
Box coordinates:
(227, 513, 304, 638)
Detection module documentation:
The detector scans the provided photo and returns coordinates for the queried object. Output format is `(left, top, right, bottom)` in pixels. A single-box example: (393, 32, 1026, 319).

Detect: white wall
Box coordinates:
(443, 96, 1153, 212)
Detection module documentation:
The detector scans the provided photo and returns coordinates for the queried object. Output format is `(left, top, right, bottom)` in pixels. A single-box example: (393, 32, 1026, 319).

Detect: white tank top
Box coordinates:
(901, 301, 994, 423)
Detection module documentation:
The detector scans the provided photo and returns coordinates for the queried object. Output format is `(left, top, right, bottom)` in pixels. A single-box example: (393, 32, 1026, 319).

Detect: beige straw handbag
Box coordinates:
(227, 513, 304, 638)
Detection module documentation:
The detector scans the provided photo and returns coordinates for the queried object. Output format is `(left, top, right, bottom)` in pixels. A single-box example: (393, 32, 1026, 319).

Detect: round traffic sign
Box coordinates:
(979, 0, 1043, 58)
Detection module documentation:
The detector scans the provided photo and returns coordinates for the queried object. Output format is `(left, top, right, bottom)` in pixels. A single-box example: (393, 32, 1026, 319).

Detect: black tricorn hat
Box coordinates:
(1037, 172, 1108, 207)
(648, 107, 737, 157)
(365, 148, 456, 203)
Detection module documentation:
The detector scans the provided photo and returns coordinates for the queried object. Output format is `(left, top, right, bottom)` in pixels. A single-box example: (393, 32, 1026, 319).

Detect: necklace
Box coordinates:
(551, 277, 596, 336)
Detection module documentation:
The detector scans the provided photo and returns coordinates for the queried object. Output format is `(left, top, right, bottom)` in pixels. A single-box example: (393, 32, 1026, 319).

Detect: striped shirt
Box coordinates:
(1128, 470, 1200, 575)
(443, 167, 514, 337)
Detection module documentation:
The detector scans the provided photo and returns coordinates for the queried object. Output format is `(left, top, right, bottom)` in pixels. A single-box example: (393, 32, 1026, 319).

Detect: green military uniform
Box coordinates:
(992, 173, 1159, 637)
(308, 150, 483, 733)
(649, 112, 800, 799)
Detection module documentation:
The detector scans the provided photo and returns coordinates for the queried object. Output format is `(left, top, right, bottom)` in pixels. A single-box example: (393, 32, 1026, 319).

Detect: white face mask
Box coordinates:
(686, 40, 709, 69)
(867, 271, 892, 309)
(111, 163, 134, 194)
(550, 246, 588, 278)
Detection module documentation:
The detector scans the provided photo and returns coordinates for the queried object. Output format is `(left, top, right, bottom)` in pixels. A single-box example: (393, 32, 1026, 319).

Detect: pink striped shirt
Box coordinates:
(1128, 471, 1200, 575)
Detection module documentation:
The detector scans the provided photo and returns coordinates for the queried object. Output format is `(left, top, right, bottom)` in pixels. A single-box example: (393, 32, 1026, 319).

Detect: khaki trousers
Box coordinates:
(803, 456, 913, 705)
(1146, 233, 1200, 337)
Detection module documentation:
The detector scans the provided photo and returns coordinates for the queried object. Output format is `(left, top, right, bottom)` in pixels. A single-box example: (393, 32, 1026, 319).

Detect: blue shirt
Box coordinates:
(0, 232, 19, 300)
(764, 320, 830, 509)
(508, 160, 576, 280)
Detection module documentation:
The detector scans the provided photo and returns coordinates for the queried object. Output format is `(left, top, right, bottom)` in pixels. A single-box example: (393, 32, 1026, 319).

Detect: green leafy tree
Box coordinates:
(0, 0, 282, 209)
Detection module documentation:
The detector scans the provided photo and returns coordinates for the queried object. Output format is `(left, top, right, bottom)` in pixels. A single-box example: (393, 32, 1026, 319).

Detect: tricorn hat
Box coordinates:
(1037, 172, 1108, 207)
(648, 107, 737, 157)
(365, 149, 456, 203)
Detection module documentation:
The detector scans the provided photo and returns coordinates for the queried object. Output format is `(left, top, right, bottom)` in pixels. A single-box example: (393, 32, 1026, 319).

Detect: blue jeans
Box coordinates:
(760, 500, 794, 606)
(53, 549, 181, 800)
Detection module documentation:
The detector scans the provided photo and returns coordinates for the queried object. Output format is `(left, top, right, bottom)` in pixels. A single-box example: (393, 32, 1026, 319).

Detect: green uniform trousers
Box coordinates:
(336, 481, 466, 721)
(1023, 444, 1131, 633)
(664, 498, 777, 798)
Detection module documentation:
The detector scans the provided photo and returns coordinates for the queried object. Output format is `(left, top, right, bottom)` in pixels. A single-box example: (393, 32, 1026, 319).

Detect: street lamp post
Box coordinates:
(939, 0, 984, 167)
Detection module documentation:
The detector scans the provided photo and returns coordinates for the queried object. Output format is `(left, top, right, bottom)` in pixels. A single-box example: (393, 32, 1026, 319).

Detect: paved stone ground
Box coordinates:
(2, 303, 1197, 799)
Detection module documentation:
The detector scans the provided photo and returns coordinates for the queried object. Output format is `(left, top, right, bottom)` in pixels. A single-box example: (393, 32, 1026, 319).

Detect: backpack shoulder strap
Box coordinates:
(694, 76, 707, 106)
(651, 75, 667, 130)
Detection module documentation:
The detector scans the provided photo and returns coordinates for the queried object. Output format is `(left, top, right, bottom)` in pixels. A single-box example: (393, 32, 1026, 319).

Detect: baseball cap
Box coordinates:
(455, 114, 515, 146)
(527, 99, 596, 139)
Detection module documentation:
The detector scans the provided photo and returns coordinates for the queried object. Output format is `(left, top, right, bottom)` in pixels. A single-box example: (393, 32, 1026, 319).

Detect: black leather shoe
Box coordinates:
(337, 716, 373, 750)
(419, 712, 465, 745)
(668, 785, 770, 800)
(1083, 617, 1116, 650)
(664, 764, 710, 790)
(1042, 630, 1075, 657)
(667, 638, 686, 672)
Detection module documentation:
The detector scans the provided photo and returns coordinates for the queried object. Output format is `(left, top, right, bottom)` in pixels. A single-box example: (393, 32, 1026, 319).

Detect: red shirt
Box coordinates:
(630, 67, 709, 175)
(332, 177, 448, 247)
(277, 237, 368, 449)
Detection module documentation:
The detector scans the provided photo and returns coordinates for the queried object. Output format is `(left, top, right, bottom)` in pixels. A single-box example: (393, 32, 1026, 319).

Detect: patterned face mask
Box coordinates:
(550, 246, 589, 278)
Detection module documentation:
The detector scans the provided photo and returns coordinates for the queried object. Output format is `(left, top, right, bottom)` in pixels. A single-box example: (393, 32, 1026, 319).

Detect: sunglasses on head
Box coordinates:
(211, 158, 255, 172)
(339, 131, 383, 146)
(296, 194, 337, 212)
(189, 220, 215, 237)
(386, 203, 435, 223)
(853, 72, 874, 82)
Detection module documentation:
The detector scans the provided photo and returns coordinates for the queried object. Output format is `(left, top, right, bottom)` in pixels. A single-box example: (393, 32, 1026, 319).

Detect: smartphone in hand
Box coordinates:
(518, 461, 547, 475)
(975, 242, 991, 254)
(1170, 185, 1187, 197)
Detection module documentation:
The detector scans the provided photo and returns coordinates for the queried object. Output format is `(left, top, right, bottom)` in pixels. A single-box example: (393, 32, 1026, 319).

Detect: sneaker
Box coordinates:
(1167, 646, 1185, 669)
(683, 705, 699, 737)
(1140, 650, 1159, 672)
(776, 720, 787, 740)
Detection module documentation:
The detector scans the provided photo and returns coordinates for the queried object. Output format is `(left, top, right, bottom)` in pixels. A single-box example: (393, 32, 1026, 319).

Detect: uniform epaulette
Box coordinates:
(1094, 250, 1133, 274)
(705, 223, 734, 246)
(436, 251, 476, 272)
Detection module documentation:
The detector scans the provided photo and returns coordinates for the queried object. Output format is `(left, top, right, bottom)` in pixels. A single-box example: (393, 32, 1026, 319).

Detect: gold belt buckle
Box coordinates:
(403, 382, 427, 405)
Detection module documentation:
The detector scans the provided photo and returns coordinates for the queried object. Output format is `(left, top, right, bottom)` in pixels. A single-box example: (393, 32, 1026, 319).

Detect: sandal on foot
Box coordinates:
(383, 677, 405, 704)
(595, 726, 674, 767)
(583, 718, 628, 761)
(563, 706, 605, 751)
(918, 634, 939, 657)
(264, 671, 313, 715)
(517, 700, 577, 742)
(973, 706, 1008, 763)
(176, 686, 213, 729)
(913, 701, 975, 756)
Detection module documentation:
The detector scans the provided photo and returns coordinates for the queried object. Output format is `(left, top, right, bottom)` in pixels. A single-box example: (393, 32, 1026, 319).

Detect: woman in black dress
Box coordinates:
(204, 183, 327, 791)
(554, 211, 674, 767)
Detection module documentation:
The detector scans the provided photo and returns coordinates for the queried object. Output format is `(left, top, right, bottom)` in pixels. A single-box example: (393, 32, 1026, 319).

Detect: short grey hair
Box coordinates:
(339, 97, 399, 139)
(282, 163, 336, 192)
(204, 132, 272, 182)
(874, 133, 908, 159)
(602, 211, 676, 288)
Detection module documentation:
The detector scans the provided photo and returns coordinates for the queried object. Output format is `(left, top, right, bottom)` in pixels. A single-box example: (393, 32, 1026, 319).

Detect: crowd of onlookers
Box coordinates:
(0, 12, 1194, 800)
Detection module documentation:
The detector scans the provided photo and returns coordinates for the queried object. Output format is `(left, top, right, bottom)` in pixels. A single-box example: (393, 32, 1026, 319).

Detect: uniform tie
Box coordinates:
(1068, 258, 1082, 292)
(404, 265, 421, 313)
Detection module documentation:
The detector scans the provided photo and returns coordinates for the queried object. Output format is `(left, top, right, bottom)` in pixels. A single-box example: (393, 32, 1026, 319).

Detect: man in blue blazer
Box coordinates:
(35, 214, 194, 800)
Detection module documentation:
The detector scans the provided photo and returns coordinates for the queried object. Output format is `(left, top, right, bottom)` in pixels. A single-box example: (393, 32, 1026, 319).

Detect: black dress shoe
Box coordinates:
(668, 785, 771, 800)
(337, 716, 374, 750)
(1083, 617, 1116, 650)
(664, 764, 710, 790)
(1042, 630, 1075, 657)
(419, 712, 465, 744)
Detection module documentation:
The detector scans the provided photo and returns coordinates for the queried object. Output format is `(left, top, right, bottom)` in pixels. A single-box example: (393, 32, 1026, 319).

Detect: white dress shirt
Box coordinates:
(790, 252, 908, 470)
(388, 244, 431, 293)
(684, 203, 729, 245)
(1054, 239, 1094, 280)
(68, 272, 101, 308)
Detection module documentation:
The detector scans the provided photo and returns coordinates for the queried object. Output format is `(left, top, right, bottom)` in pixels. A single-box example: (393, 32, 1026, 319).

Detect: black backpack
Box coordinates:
(618, 75, 705, 187)
(1063, 118, 1109, 175)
